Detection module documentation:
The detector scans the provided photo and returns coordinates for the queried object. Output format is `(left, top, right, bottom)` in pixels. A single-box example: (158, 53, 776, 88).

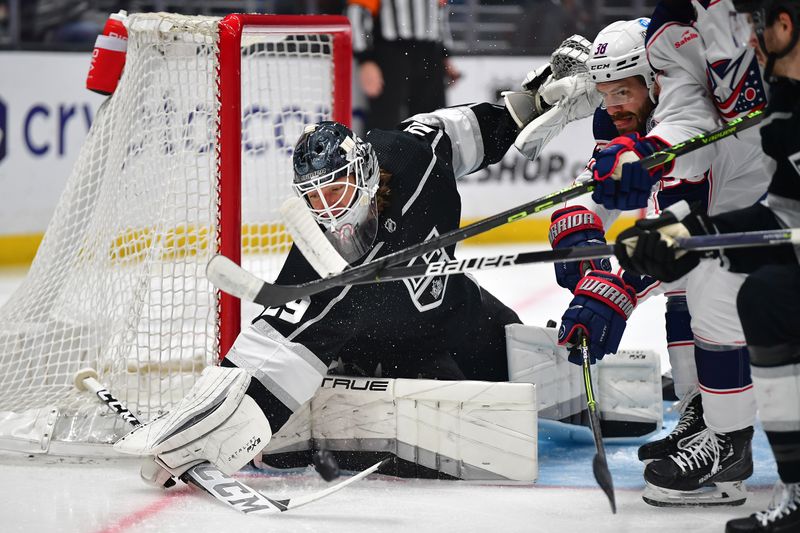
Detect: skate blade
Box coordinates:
(642, 481, 748, 507)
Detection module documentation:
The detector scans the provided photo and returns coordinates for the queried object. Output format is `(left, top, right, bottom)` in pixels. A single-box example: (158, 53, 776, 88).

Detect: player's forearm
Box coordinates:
(409, 102, 517, 178)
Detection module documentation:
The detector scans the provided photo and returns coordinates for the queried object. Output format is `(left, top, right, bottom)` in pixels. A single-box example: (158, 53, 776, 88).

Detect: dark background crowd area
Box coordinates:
(0, 0, 659, 55)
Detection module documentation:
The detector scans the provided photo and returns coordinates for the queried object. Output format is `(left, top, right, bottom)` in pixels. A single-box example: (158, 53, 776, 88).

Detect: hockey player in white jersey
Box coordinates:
(589, 0, 773, 508)
(617, 1, 800, 530)
(529, 18, 708, 467)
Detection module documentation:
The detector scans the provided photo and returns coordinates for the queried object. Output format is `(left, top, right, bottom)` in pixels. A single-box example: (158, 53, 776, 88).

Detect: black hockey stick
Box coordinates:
(578, 335, 616, 514)
(74, 368, 386, 516)
(207, 228, 800, 306)
(639, 110, 764, 170)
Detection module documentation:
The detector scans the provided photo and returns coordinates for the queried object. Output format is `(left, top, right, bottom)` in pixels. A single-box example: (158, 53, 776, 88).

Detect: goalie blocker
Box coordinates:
(259, 325, 661, 480)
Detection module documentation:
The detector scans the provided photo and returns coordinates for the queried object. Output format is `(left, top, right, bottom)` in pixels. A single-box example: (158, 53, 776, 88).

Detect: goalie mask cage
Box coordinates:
(0, 13, 351, 456)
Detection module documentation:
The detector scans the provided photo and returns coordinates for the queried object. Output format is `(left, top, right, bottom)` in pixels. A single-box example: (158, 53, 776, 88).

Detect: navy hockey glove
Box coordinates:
(548, 205, 612, 292)
(614, 200, 715, 282)
(592, 134, 667, 210)
(558, 270, 637, 365)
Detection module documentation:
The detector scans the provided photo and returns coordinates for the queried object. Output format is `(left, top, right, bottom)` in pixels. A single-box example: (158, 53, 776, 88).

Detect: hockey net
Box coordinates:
(0, 13, 351, 456)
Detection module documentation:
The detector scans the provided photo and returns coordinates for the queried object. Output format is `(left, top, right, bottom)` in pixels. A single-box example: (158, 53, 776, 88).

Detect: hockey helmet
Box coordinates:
(292, 121, 380, 261)
(586, 18, 657, 103)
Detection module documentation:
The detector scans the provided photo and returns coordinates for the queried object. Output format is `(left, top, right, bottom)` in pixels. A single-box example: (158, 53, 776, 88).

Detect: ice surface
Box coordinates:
(0, 245, 779, 533)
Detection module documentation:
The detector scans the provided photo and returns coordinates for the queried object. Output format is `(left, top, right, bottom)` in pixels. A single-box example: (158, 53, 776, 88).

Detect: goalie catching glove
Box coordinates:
(614, 200, 716, 282)
(113, 366, 271, 486)
(558, 270, 638, 365)
(504, 34, 601, 161)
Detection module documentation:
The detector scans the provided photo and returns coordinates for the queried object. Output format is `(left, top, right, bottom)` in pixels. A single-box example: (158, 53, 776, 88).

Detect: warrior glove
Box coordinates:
(558, 270, 637, 365)
(549, 205, 612, 292)
(592, 133, 667, 210)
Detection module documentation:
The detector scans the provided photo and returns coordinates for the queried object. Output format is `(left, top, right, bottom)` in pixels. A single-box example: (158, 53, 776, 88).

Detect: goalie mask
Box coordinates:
(292, 121, 380, 263)
(586, 18, 657, 105)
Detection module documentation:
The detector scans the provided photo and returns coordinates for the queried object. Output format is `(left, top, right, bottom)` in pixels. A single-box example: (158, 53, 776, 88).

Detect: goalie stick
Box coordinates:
(74, 368, 386, 516)
(578, 335, 616, 514)
(207, 228, 800, 306)
(639, 110, 764, 170)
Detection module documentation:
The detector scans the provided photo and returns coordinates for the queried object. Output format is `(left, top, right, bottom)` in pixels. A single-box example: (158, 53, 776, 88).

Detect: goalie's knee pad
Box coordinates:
(114, 366, 272, 478)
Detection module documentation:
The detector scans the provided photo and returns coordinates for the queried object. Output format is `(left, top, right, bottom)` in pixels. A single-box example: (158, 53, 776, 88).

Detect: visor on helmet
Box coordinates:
(597, 84, 638, 109)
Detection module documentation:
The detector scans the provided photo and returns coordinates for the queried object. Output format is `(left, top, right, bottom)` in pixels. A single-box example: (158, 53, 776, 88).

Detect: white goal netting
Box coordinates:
(0, 13, 349, 455)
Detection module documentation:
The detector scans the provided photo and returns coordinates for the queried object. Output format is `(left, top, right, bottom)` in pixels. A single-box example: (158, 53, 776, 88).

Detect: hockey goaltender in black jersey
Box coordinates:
(221, 103, 522, 441)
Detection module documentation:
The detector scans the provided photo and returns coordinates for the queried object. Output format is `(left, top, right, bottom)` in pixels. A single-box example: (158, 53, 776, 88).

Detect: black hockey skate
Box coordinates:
(726, 482, 800, 532)
(642, 426, 754, 507)
(638, 391, 704, 463)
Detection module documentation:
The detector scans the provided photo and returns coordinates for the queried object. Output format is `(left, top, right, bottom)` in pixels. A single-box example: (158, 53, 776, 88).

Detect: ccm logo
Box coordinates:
(590, 63, 610, 70)
(321, 377, 390, 391)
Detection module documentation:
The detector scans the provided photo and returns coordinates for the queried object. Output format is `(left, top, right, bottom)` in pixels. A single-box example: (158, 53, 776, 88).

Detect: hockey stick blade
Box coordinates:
(208, 228, 800, 306)
(281, 196, 349, 277)
(579, 337, 616, 514)
(73, 367, 383, 516)
(640, 110, 763, 170)
(593, 455, 616, 514)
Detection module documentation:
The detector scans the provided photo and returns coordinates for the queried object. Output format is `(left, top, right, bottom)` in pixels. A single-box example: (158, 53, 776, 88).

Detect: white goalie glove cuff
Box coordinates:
(513, 74, 602, 161)
(540, 73, 601, 123)
(513, 104, 568, 161)
(114, 366, 272, 477)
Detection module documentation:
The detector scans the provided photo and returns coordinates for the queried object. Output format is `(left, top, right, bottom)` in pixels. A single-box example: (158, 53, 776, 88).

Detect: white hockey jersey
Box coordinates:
(644, 0, 772, 216)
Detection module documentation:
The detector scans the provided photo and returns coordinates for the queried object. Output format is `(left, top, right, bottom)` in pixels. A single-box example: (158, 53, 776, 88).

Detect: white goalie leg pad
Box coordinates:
(505, 324, 662, 436)
(114, 366, 272, 476)
(265, 377, 538, 481)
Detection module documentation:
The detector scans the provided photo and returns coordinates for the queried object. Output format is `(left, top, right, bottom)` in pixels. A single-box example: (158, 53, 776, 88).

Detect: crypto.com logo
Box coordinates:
(0, 97, 6, 163)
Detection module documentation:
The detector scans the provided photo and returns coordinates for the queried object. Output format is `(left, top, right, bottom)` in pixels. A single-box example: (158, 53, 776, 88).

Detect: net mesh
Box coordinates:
(0, 13, 343, 455)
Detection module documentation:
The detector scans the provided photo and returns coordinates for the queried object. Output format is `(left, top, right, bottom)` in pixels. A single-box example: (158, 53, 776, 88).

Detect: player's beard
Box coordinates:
(610, 100, 654, 135)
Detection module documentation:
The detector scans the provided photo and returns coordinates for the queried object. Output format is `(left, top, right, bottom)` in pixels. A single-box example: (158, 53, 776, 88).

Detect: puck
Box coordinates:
(313, 449, 341, 481)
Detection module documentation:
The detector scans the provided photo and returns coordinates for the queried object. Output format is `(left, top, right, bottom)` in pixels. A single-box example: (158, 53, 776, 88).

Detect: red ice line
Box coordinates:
(92, 487, 192, 533)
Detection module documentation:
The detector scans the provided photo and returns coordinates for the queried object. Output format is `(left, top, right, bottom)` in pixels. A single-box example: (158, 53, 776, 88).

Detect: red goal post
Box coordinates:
(217, 14, 352, 356)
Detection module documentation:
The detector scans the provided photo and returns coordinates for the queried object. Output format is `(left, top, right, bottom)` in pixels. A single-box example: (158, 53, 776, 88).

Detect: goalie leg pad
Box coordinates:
(114, 366, 272, 476)
(505, 324, 662, 439)
(265, 377, 538, 481)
